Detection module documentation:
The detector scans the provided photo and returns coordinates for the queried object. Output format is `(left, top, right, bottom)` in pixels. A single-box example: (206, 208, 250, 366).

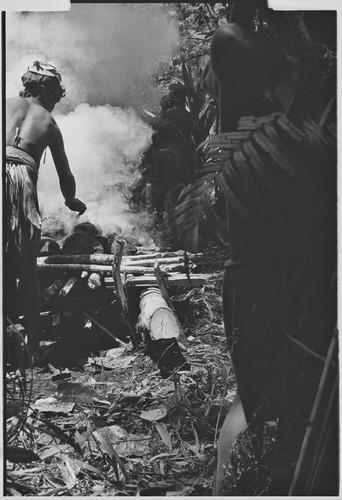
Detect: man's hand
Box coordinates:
(65, 198, 87, 215)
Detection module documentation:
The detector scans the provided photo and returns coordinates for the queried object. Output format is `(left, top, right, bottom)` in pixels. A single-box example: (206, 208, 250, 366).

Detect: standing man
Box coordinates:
(5, 61, 87, 363)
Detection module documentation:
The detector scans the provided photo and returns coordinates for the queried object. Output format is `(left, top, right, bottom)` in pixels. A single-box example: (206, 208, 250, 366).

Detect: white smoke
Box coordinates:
(40, 103, 152, 235)
(6, 4, 179, 240)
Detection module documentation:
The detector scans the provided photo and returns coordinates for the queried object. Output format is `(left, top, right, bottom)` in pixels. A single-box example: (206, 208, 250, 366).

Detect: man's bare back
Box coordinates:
(7, 96, 61, 167)
(7, 94, 86, 214)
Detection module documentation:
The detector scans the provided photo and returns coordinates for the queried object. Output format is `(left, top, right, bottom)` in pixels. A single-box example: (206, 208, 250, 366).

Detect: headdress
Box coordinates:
(21, 61, 66, 99)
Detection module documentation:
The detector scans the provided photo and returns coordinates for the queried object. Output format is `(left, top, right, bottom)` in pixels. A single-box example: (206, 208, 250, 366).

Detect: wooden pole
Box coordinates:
(37, 252, 202, 266)
(306, 374, 338, 494)
(123, 274, 213, 287)
(37, 262, 191, 275)
(38, 263, 113, 273)
(112, 240, 139, 348)
(59, 276, 79, 297)
(154, 262, 187, 344)
(288, 326, 338, 495)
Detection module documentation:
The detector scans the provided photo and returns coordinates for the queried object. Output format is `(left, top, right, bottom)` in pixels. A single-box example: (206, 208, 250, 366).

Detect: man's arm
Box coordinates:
(49, 125, 86, 214)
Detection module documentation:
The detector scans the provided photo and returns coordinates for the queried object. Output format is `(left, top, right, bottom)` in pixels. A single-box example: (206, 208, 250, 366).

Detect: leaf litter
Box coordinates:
(5, 257, 236, 496)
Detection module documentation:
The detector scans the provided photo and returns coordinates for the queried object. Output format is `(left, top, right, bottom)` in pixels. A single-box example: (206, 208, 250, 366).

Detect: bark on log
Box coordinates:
(139, 287, 183, 341)
(38, 263, 112, 273)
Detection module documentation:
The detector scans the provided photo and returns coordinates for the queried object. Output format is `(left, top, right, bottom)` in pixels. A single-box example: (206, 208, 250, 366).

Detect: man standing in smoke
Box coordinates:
(5, 61, 87, 363)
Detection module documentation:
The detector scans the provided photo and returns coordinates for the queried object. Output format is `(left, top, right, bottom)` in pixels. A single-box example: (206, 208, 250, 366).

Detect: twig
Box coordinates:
(81, 311, 127, 347)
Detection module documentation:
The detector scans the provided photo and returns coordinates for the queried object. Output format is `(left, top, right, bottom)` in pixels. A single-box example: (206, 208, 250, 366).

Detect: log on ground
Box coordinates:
(138, 287, 183, 341)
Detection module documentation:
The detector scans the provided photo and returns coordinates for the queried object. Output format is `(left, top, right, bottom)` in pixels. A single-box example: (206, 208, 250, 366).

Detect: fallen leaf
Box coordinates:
(51, 369, 71, 382)
(44, 382, 107, 405)
(92, 430, 128, 481)
(140, 406, 168, 422)
(92, 484, 107, 495)
(58, 457, 79, 488)
(32, 397, 75, 413)
(94, 425, 150, 457)
(154, 422, 173, 451)
(90, 355, 137, 370)
(39, 444, 71, 460)
(73, 458, 102, 475)
(36, 433, 55, 446)
(106, 347, 126, 358)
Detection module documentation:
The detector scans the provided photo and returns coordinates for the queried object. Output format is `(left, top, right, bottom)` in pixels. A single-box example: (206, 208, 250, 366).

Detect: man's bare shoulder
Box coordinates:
(7, 96, 53, 119)
(7, 96, 28, 110)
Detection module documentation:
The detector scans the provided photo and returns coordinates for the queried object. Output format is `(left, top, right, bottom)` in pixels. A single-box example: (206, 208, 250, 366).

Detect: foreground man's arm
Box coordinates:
(50, 124, 87, 215)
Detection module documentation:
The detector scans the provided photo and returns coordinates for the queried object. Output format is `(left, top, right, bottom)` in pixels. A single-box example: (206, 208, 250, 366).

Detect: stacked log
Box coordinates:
(36, 248, 208, 362)
(37, 252, 204, 279)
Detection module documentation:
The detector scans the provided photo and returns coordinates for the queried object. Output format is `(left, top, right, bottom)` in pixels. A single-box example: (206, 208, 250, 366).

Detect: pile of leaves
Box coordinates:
(5, 270, 236, 497)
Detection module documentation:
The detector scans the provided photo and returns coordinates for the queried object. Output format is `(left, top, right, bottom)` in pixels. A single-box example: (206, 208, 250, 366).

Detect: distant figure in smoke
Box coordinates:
(5, 61, 87, 364)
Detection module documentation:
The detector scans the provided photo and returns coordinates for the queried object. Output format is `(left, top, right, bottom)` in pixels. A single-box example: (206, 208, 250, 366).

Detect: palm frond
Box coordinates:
(242, 141, 297, 206)
(174, 112, 335, 251)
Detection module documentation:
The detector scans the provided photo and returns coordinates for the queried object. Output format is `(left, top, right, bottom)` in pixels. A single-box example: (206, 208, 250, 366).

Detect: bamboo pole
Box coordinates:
(124, 257, 189, 266)
(112, 240, 139, 348)
(37, 253, 201, 266)
(306, 374, 338, 494)
(59, 276, 79, 297)
(37, 262, 191, 275)
(123, 274, 213, 287)
(288, 325, 338, 495)
(38, 263, 112, 273)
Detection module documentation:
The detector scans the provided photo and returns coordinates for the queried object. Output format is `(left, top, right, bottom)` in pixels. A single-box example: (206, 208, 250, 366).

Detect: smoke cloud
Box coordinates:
(6, 4, 179, 241)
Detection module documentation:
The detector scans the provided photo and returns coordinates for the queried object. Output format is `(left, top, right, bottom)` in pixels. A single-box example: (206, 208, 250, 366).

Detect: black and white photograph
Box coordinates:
(3, 1, 338, 496)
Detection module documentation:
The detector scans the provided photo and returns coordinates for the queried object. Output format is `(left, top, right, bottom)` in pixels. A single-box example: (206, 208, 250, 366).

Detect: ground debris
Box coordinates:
(6, 273, 232, 496)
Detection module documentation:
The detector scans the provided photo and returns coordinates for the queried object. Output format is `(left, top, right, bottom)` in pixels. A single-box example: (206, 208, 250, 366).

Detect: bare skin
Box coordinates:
(6, 93, 86, 212)
(6, 90, 86, 363)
